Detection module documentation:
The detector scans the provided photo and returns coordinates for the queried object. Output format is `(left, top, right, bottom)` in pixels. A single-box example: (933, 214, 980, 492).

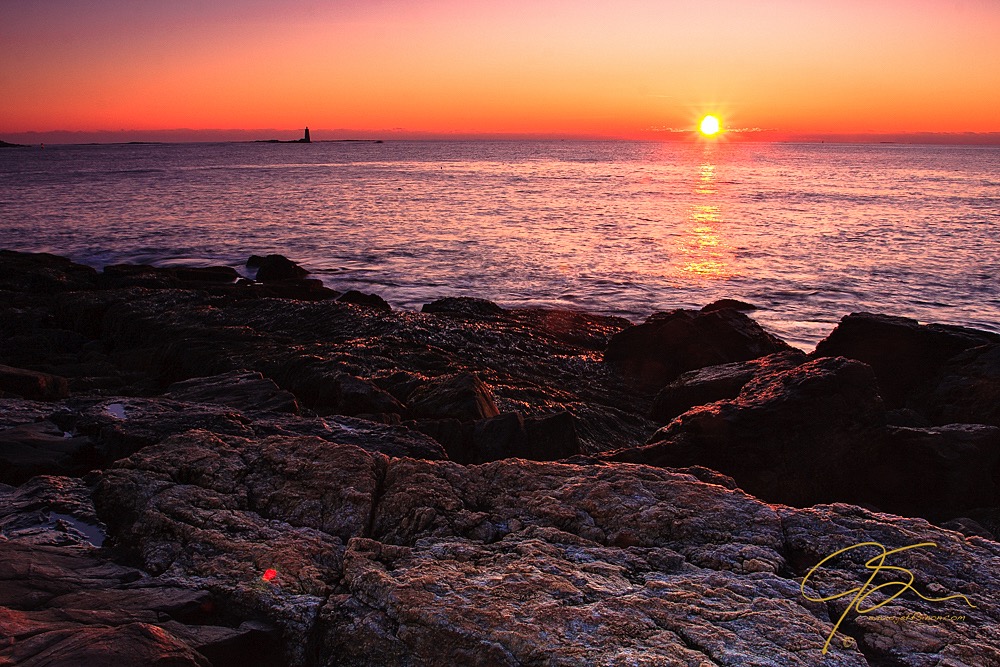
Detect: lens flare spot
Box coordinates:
(262, 568, 278, 582)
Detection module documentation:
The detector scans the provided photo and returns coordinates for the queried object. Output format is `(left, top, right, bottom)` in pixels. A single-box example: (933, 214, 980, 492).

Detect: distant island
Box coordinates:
(255, 127, 312, 144)
(0, 140, 28, 148)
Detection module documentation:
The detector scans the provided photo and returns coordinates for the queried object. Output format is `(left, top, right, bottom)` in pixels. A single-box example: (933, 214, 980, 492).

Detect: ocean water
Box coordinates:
(1, 140, 998, 349)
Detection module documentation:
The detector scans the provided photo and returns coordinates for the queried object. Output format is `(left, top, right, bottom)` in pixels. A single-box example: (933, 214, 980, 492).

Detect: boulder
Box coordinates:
(0, 250, 98, 293)
(421, 297, 505, 317)
(606, 357, 887, 508)
(165, 369, 300, 414)
(0, 364, 69, 401)
(246, 254, 308, 281)
(407, 372, 500, 422)
(650, 350, 807, 423)
(701, 298, 757, 313)
(604, 308, 793, 390)
(812, 312, 999, 409)
(915, 342, 1000, 426)
(337, 290, 391, 312)
(274, 364, 405, 417)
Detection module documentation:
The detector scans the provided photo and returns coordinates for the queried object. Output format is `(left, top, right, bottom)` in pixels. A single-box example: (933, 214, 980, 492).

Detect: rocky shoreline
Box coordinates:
(1, 249, 999, 666)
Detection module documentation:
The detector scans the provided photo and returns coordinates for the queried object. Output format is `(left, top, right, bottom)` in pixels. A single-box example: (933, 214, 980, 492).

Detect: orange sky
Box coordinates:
(2, 0, 999, 140)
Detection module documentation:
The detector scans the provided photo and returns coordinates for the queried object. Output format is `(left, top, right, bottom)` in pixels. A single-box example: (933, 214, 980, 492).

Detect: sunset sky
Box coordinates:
(3, 0, 999, 141)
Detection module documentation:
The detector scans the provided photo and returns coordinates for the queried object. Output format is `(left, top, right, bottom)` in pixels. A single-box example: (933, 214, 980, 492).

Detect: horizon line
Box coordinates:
(5, 128, 1000, 146)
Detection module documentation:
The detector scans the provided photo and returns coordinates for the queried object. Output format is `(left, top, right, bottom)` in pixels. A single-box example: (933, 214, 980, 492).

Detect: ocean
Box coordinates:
(1, 140, 998, 349)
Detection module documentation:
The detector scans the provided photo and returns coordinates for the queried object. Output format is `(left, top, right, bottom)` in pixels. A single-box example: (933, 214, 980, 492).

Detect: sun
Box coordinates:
(699, 115, 721, 136)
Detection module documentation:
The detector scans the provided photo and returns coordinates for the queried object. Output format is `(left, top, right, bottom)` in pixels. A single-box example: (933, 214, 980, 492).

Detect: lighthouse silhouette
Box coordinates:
(302, 127, 311, 143)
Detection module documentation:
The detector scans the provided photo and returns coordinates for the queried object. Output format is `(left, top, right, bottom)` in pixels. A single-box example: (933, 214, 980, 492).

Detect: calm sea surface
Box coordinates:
(1, 140, 998, 348)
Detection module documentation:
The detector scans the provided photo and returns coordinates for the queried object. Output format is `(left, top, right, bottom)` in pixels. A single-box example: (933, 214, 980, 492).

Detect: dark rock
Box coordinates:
(915, 343, 1000, 426)
(812, 312, 999, 409)
(246, 254, 308, 281)
(604, 308, 793, 390)
(523, 410, 580, 461)
(251, 414, 447, 460)
(508, 308, 632, 351)
(98, 264, 239, 290)
(407, 372, 499, 422)
(48, 397, 256, 465)
(0, 250, 98, 293)
(240, 277, 340, 300)
(868, 424, 1000, 520)
(273, 361, 405, 417)
(165, 369, 300, 414)
(701, 298, 757, 312)
(338, 290, 391, 311)
(470, 412, 528, 463)
(421, 296, 506, 317)
(406, 418, 472, 460)
(0, 421, 97, 485)
(0, 364, 69, 401)
(940, 517, 995, 541)
(606, 357, 887, 508)
(650, 350, 807, 423)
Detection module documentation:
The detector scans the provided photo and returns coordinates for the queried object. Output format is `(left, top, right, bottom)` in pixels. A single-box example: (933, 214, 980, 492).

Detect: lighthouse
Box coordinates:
(303, 127, 311, 143)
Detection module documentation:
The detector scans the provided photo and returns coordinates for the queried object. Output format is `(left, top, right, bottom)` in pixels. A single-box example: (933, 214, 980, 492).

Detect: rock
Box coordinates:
(407, 372, 500, 422)
(98, 264, 240, 290)
(273, 362, 405, 417)
(701, 298, 757, 312)
(813, 312, 999, 409)
(650, 350, 807, 423)
(868, 424, 1000, 520)
(421, 296, 506, 317)
(0, 421, 96, 485)
(0, 364, 69, 400)
(246, 254, 308, 281)
(915, 343, 1000, 427)
(0, 250, 98, 293)
(92, 429, 1000, 665)
(338, 290, 391, 312)
(523, 410, 580, 461)
(508, 308, 632, 351)
(604, 308, 793, 390)
(606, 357, 887, 508)
(165, 369, 300, 414)
(0, 475, 281, 666)
(0, 475, 107, 548)
(940, 517, 995, 541)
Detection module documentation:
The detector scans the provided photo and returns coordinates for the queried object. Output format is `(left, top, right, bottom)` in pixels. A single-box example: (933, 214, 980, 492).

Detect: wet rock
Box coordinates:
(604, 308, 793, 390)
(246, 254, 308, 281)
(165, 369, 300, 414)
(523, 410, 580, 461)
(421, 296, 506, 317)
(252, 414, 447, 460)
(915, 342, 1000, 427)
(338, 290, 391, 311)
(0, 475, 107, 548)
(407, 372, 500, 422)
(813, 312, 999, 409)
(0, 364, 69, 400)
(650, 350, 807, 423)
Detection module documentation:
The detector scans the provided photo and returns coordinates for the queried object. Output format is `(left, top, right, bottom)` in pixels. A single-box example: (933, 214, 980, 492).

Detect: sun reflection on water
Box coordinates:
(679, 152, 730, 280)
